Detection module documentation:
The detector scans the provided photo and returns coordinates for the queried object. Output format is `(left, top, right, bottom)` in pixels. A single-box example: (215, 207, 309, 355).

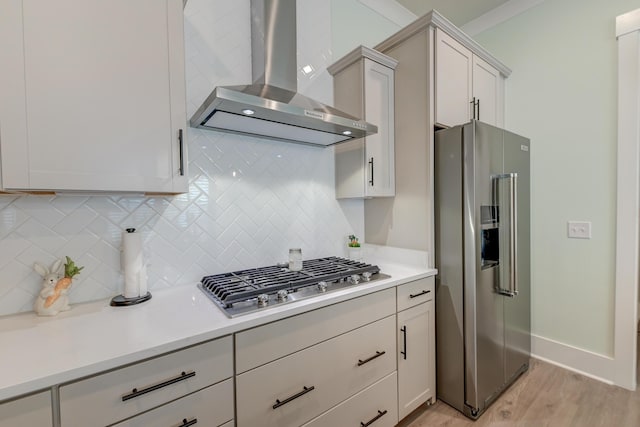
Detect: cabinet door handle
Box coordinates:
(368, 157, 374, 186)
(121, 371, 196, 402)
(476, 98, 480, 121)
(178, 128, 185, 176)
(357, 350, 386, 366)
(470, 97, 476, 119)
(409, 289, 431, 299)
(176, 418, 197, 427)
(400, 326, 407, 360)
(272, 385, 315, 409)
(360, 409, 388, 427)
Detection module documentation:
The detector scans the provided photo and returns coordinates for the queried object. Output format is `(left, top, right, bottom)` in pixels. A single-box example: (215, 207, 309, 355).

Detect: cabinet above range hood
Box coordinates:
(189, 0, 377, 147)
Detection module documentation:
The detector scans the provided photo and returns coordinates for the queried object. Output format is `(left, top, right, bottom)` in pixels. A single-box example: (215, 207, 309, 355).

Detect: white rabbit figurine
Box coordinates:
(33, 260, 69, 316)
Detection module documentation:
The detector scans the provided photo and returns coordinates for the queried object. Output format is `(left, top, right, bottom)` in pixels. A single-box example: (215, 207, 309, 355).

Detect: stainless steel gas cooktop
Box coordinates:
(198, 256, 389, 317)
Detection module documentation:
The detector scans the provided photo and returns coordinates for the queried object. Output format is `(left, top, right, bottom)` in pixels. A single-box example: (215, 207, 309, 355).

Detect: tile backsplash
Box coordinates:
(0, 0, 364, 316)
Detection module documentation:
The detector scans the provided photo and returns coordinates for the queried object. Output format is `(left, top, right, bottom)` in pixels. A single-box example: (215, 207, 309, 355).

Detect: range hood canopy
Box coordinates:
(190, 0, 377, 147)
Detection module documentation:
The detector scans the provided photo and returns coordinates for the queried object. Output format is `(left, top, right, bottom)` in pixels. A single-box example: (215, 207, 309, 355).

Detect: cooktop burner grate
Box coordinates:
(199, 256, 385, 317)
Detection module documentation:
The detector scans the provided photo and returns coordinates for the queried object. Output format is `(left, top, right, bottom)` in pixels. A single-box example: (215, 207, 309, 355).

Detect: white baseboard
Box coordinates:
(531, 334, 615, 385)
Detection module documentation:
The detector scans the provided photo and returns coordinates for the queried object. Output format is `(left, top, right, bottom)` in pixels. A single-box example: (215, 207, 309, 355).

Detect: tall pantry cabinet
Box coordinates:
(0, 0, 188, 193)
(365, 10, 511, 259)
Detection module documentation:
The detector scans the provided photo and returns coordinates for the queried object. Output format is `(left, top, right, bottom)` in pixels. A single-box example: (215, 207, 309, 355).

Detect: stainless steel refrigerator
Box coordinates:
(434, 120, 530, 419)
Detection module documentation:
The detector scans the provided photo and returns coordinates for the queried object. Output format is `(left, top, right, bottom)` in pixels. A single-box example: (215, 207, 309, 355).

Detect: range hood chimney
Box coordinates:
(189, 0, 377, 147)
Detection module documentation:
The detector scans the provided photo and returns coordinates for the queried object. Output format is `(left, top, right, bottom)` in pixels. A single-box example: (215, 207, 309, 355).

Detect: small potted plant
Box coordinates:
(347, 235, 362, 260)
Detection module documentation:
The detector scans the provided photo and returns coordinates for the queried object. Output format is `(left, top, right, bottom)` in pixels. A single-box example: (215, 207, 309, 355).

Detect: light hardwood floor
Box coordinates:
(404, 333, 640, 426)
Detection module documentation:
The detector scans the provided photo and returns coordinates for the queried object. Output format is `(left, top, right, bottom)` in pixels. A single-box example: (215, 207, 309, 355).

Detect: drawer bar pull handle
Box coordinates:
(361, 409, 388, 427)
(401, 326, 407, 360)
(122, 371, 196, 402)
(272, 385, 315, 409)
(409, 289, 431, 299)
(178, 418, 198, 427)
(357, 350, 386, 366)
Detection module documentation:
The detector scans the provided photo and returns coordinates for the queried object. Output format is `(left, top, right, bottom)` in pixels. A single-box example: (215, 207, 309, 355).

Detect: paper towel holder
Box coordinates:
(111, 227, 152, 307)
(110, 292, 152, 307)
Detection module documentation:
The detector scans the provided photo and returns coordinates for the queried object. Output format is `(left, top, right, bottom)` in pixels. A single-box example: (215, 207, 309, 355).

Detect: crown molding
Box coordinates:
(328, 45, 398, 76)
(617, 8, 640, 38)
(375, 10, 511, 77)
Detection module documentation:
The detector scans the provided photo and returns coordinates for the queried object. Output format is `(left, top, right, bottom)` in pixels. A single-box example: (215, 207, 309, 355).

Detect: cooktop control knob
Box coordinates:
(257, 294, 269, 307)
(317, 281, 327, 292)
(362, 272, 372, 281)
(349, 274, 361, 285)
(276, 290, 288, 302)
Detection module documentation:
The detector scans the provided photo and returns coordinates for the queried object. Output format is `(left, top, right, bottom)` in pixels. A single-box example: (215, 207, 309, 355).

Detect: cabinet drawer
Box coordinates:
(397, 276, 434, 311)
(302, 372, 398, 427)
(236, 315, 396, 427)
(236, 288, 395, 373)
(60, 336, 232, 427)
(112, 379, 233, 427)
(0, 391, 52, 426)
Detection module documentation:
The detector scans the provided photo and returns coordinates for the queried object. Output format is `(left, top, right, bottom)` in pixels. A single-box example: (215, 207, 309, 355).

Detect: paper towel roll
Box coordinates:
(138, 263, 148, 296)
(122, 229, 143, 298)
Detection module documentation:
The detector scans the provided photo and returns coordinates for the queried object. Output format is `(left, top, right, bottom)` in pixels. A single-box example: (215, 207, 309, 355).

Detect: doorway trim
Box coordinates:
(614, 8, 640, 390)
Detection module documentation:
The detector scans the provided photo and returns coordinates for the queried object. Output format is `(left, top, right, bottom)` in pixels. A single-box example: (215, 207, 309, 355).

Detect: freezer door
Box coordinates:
(434, 126, 466, 411)
(464, 121, 506, 411)
(503, 130, 531, 380)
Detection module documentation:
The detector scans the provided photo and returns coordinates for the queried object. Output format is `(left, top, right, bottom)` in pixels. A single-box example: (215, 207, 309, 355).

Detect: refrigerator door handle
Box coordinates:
(510, 173, 518, 296)
(492, 173, 518, 297)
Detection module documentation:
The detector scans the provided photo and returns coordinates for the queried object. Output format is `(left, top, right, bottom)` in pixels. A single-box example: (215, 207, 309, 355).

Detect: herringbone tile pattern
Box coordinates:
(0, 0, 361, 315)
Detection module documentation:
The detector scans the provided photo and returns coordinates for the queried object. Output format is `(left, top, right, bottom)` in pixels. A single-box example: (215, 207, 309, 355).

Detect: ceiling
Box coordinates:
(395, 0, 510, 26)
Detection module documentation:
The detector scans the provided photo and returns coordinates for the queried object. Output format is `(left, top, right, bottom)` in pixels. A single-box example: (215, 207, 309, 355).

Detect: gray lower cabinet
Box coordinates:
(112, 379, 233, 427)
(301, 372, 398, 427)
(235, 289, 398, 427)
(0, 390, 52, 426)
(397, 277, 436, 420)
(59, 336, 233, 427)
(3, 276, 437, 426)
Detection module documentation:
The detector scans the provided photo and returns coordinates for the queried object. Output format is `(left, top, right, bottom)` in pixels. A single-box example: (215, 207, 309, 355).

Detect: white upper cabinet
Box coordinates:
(329, 47, 397, 198)
(435, 29, 473, 127)
(362, 58, 396, 197)
(0, 0, 188, 193)
(436, 28, 504, 128)
(472, 54, 503, 127)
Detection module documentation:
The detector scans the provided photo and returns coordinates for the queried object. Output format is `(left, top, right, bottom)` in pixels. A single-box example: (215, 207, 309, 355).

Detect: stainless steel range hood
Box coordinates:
(189, 0, 377, 147)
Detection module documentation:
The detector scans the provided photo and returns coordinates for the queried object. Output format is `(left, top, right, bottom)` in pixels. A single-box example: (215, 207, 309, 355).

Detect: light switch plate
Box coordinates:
(568, 221, 592, 239)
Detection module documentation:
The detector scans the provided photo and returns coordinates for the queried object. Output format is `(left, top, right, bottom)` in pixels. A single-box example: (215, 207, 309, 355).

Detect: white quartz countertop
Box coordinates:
(0, 245, 436, 402)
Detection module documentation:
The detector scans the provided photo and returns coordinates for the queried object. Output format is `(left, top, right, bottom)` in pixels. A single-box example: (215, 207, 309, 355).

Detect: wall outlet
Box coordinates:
(568, 221, 592, 239)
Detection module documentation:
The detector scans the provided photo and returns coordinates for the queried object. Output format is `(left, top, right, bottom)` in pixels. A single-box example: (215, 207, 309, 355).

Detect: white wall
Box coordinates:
(0, 0, 368, 316)
(474, 0, 639, 357)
